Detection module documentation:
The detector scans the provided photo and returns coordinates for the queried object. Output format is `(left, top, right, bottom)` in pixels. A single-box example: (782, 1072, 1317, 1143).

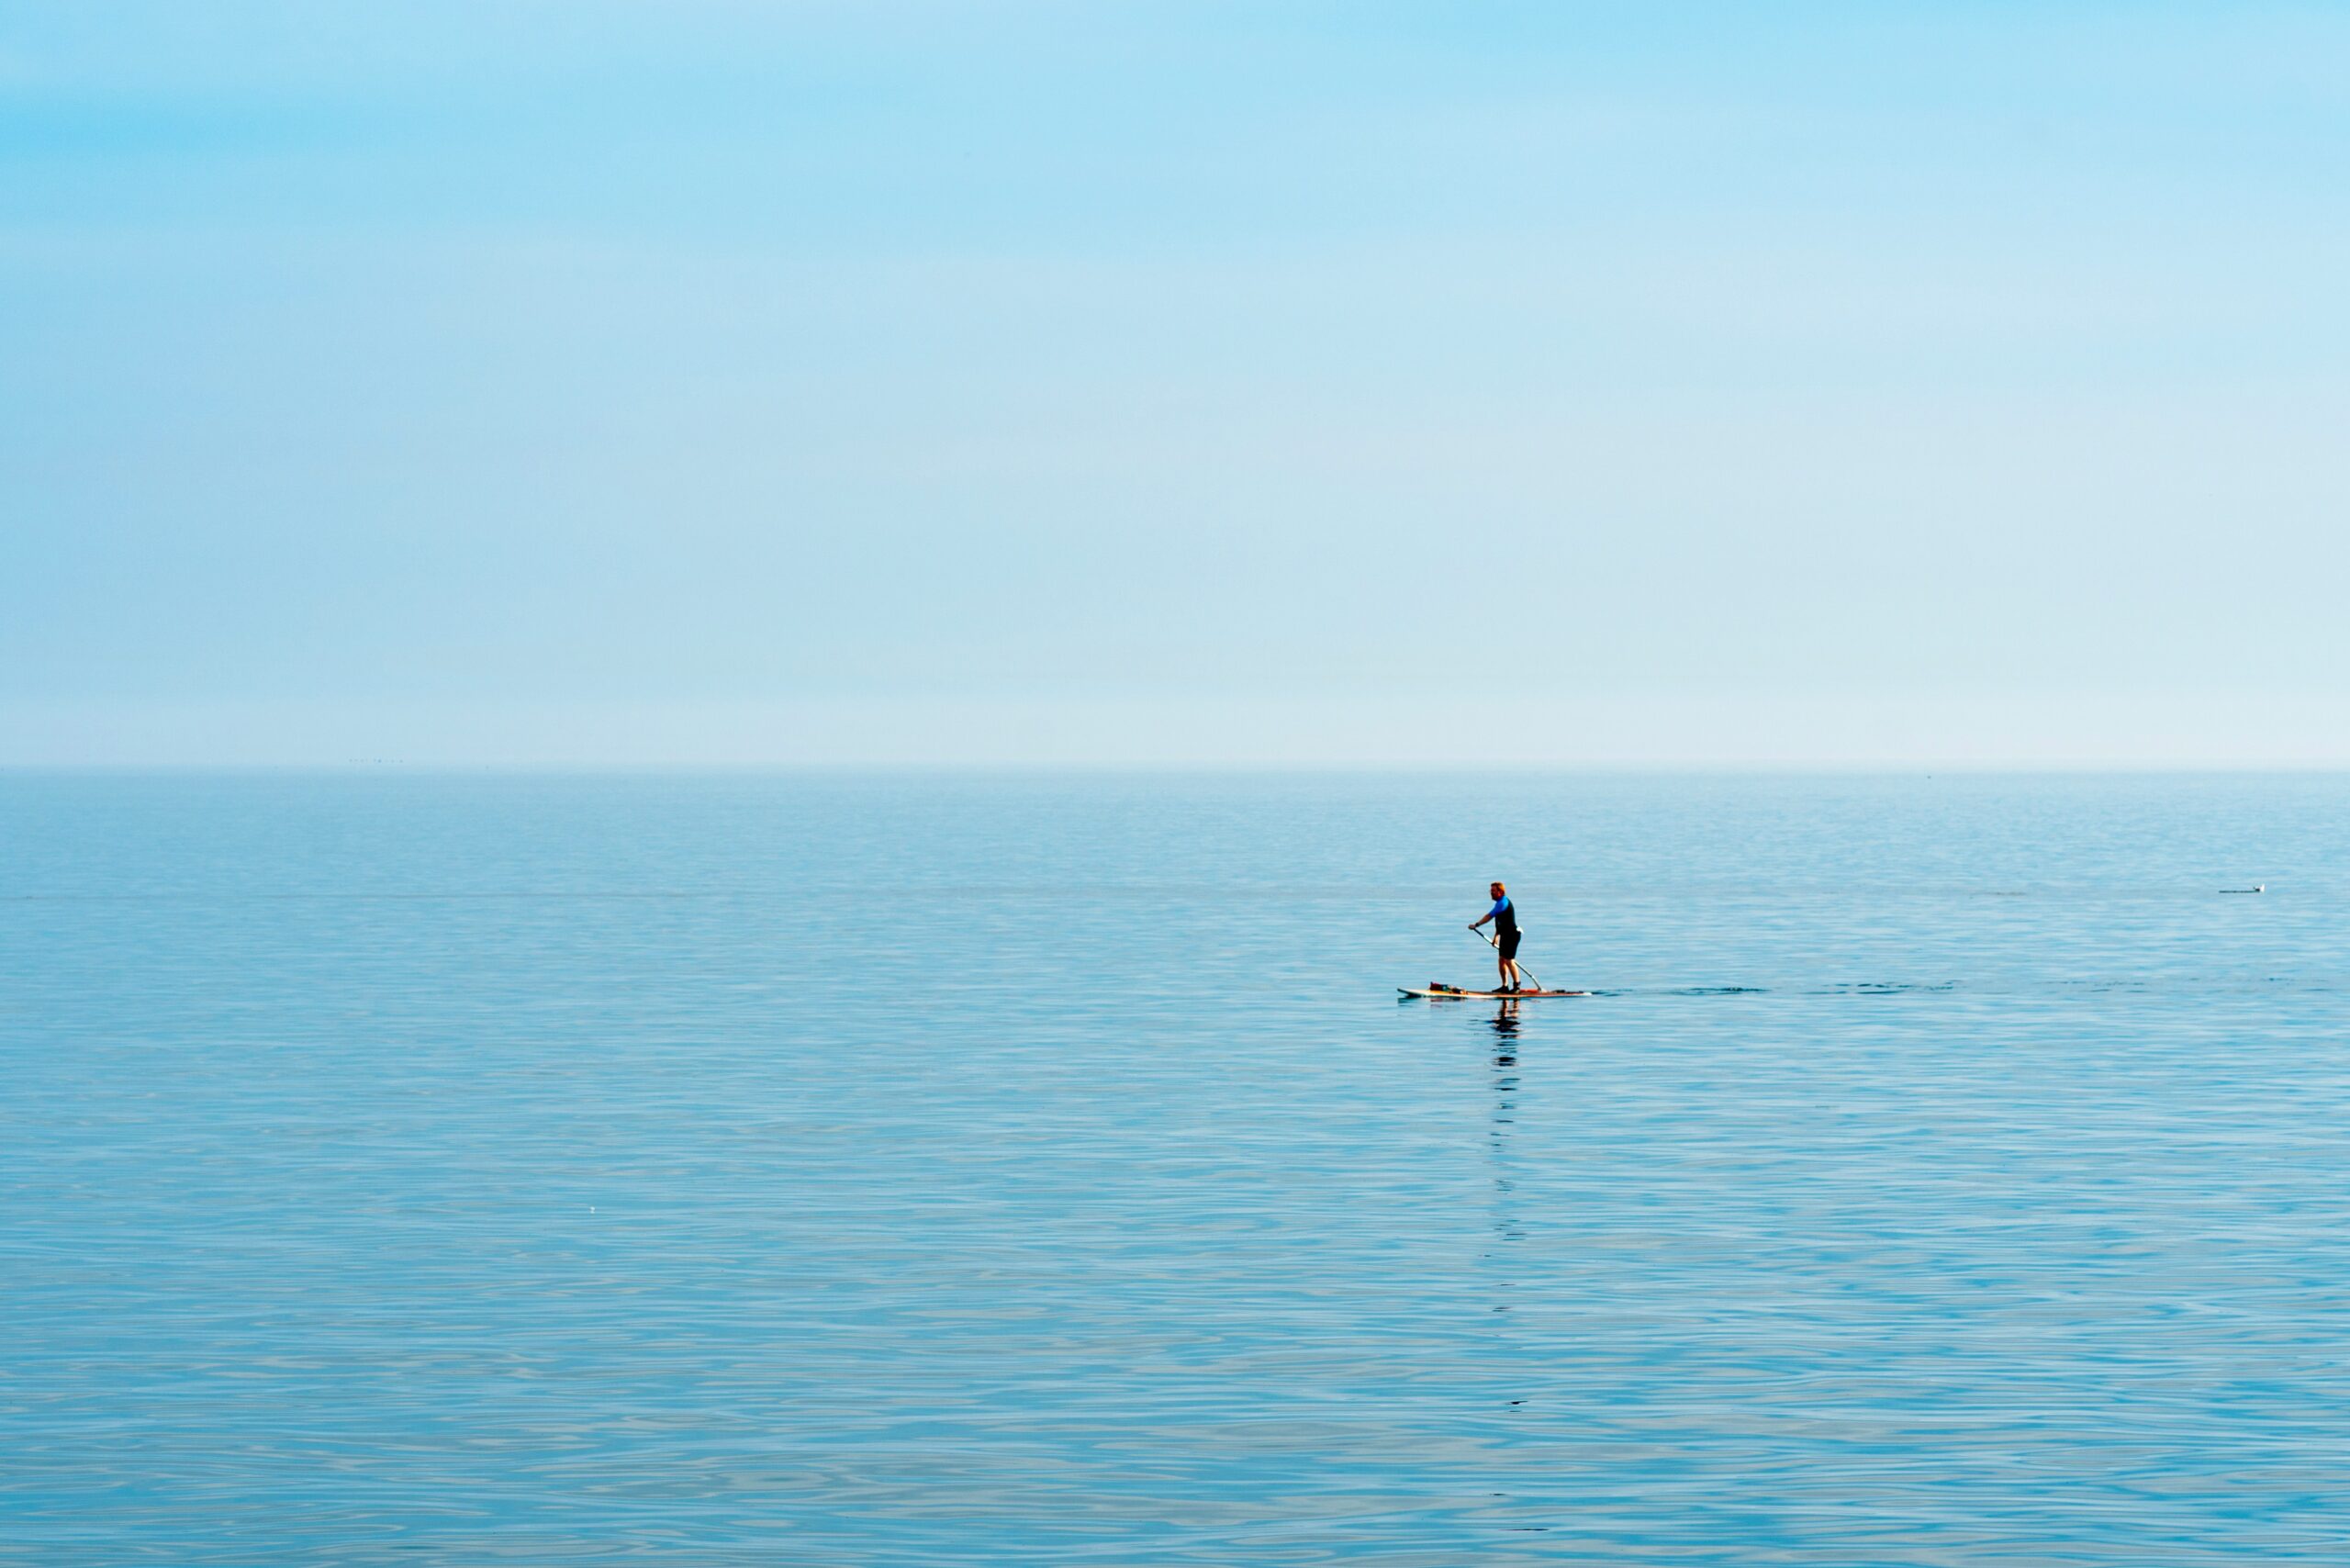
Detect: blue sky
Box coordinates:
(5, 2, 2346, 764)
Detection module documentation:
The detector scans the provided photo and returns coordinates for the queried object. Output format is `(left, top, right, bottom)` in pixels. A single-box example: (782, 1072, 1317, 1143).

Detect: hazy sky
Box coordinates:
(6, 2, 2346, 765)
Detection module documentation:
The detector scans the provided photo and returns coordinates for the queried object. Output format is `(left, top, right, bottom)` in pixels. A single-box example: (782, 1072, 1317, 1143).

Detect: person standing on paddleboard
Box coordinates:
(1470, 881, 1525, 993)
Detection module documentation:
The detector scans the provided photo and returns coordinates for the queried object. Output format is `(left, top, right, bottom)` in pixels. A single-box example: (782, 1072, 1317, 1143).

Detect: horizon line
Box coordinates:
(9, 759, 2349, 777)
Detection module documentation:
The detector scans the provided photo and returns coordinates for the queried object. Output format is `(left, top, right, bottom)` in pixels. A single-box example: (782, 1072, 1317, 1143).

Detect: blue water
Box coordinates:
(6, 772, 2348, 1563)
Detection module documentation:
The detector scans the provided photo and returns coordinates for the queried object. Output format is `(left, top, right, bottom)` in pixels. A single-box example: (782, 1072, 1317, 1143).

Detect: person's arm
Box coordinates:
(1470, 898, 1500, 930)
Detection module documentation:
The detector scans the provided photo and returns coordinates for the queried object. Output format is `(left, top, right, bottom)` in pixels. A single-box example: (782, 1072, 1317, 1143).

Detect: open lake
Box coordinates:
(5, 771, 2347, 1563)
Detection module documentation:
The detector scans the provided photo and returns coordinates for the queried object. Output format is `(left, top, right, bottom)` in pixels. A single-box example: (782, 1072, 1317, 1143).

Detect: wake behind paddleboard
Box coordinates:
(1400, 984, 1591, 999)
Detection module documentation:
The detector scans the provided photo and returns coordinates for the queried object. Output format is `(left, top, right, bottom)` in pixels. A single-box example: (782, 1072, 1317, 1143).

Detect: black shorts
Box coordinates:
(1498, 929, 1522, 960)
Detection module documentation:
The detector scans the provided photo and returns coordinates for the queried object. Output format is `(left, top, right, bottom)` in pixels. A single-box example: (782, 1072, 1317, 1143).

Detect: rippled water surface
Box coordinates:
(5, 772, 2348, 1563)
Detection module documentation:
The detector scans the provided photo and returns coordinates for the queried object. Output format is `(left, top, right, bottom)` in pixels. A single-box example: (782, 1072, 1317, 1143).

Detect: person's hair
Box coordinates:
(1491, 880, 1505, 892)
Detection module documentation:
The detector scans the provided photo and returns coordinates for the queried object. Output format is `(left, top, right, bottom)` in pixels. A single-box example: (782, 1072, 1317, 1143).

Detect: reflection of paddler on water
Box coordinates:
(1399, 880, 1593, 1000)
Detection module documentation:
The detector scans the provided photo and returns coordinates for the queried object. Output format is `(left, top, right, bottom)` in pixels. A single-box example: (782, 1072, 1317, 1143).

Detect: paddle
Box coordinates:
(1471, 925, 1546, 994)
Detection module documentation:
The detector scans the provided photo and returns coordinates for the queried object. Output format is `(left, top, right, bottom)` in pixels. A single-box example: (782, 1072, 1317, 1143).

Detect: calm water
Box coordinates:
(5, 772, 2348, 1564)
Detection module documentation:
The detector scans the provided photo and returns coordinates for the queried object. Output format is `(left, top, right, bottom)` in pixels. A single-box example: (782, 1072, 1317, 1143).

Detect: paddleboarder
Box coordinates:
(1470, 881, 1525, 993)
